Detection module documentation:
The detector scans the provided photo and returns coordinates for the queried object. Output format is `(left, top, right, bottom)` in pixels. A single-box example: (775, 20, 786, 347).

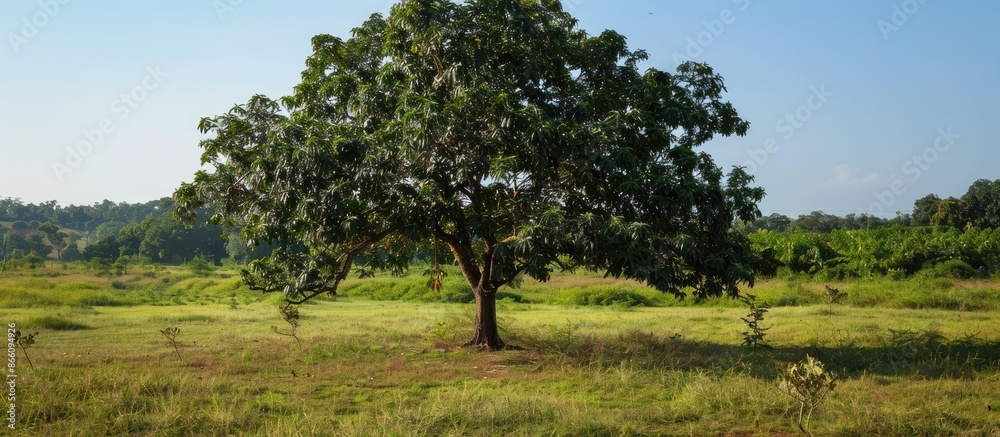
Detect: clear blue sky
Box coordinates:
(2, 1, 997, 218)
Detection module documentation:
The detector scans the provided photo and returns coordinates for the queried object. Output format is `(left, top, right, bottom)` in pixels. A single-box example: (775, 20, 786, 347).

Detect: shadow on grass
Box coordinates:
(515, 328, 1000, 380)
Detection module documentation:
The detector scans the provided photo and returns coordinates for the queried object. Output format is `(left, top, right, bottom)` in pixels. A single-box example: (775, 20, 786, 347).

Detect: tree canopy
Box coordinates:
(0, 197, 160, 232)
(961, 179, 1000, 229)
(175, 0, 764, 349)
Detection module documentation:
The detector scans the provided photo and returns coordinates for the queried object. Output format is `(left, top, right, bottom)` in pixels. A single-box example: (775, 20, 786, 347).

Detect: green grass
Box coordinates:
(1, 264, 1000, 435)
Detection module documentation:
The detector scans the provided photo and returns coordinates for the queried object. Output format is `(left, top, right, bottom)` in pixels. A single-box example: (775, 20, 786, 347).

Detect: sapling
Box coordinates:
(14, 329, 37, 370)
(740, 294, 771, 350)
(823, 285, 846, 317)
(272, 305, 302, 346)
(160, 326, 182, 359)
(778, 355, 837, 436)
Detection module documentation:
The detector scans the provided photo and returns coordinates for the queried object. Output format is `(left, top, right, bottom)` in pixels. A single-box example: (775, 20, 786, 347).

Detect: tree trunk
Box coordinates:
(465, 286, 505, 350)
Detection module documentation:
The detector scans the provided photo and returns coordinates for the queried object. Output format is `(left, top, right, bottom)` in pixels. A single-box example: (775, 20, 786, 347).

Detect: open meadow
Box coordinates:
(3, 263, 1000, 435)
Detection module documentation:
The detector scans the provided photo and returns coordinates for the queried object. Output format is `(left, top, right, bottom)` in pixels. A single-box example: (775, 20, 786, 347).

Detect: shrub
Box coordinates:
(186, 255, 214, 275)
(778, 355, 837, 436)
(87, 258, 113, 277)
(549, 285, 655, 308)
(932, 259, 977, 279)
(25, 316, 90, 331)
(495, 291, 524, 302)
(886, 268, 908, 281)
(24, 251, 44, 269)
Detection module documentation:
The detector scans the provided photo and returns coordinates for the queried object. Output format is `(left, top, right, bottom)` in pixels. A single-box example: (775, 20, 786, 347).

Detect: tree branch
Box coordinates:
(283, 225, 400, 305)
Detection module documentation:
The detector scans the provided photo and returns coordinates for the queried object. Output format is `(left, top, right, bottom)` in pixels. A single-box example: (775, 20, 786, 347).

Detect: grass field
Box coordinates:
(2, 263, 1000, 435)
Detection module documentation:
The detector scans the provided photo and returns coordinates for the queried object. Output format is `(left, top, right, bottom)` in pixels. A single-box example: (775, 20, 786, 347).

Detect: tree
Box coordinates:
(791, 211, 844, 233)
(841, 213, 888, 230)
(92, 221, 126, 244)
(889, 211, 912, 227)
(733, 213, 791, 235)
(37, 222, 68, 260)
(931, 197, 965, 228)
(24, 234, 51, 259)
(0, 198, 24, 221)
(225, 230, 275, 265)
(10, 221, 29, 238)
(0, 229, 9, 272)
(0, 230, 49, 266)
(174, 0, 764, 350)
(62, 242, 82, 262)
(912, 194, 941, 226)
(758, 213, 792, 232)
(960, 179, 1000, 229)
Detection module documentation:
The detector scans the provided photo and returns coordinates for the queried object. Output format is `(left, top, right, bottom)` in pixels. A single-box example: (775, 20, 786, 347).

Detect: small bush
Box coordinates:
(886, 268, 908, 281)
(495, 291, 524, 302)
(932, 259, 977, 279)
(549, 285, 655, 307)
(186, 255, 214, 276)
(778, 355, 837, 436)
(813, 264, 855, 282)
(25, 316, 91, 331)
(24, 251, 44, 269)
(87, 258, 113, 277)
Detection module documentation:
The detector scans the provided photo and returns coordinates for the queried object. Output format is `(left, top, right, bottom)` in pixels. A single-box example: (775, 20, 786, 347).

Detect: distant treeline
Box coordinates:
(737, 179, 1000, 234)
(0, 197, 160, 232)
(0, 197, 259, 267)
(1, 178, 998, 274)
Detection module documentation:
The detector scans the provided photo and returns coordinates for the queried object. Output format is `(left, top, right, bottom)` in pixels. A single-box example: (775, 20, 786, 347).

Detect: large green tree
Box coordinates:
(931, 197, 965, 228)
(912, 194, 942, 227)
(961, 179, 1000, 229)
(175, 0, 764, 350)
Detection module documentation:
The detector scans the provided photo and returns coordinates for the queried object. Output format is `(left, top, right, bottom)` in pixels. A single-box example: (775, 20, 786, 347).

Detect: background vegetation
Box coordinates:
(1, 177, 999, 433)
